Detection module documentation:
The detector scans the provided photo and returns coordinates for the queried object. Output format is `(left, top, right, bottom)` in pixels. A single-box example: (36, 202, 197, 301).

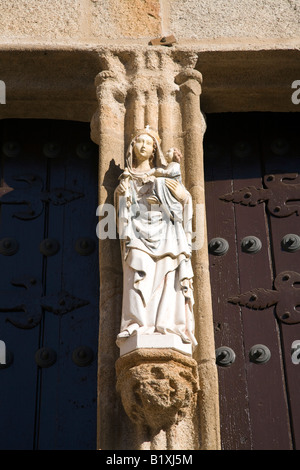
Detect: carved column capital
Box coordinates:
(175, 69, 203, 95)
(116, 349, 199, 433)
(91, 53, 129, 146)
(91, 48, 202, 146)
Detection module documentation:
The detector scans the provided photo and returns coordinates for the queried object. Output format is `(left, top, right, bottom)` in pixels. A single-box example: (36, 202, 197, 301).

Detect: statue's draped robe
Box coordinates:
(115, 168, 197, 346)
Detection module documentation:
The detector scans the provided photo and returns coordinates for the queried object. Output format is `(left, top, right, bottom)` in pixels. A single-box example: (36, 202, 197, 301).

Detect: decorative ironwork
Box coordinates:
(39, 238, 60, 256)
(241, 236, 262, 254)
(220, 173, 300, 217)
(0, 174, 83, 220)
(35, 348, 57, 368)
(0, 277, 89, 329)
(76, 142, 97, 159)
(271, 138, 290, 156)
(2, 141, 21, 158)
(75, 237, 96, 256)
(249, 344, 271, 364)
(281, 234, 300, 252)
(215, 346, 236, 367)
(43, 142, 61, 158)
(233, 141, 252, 158)
(72, 346, 94, 367)
(208, 237, 229, 256)
(0, 238, 19, 256)
(228, 270, 300, 324)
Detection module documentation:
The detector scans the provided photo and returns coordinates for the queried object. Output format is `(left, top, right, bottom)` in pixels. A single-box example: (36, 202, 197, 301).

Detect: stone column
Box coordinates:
(175, 64, 221, 450)
(91, 47, 220, 451)
(91, 58, 129, 450)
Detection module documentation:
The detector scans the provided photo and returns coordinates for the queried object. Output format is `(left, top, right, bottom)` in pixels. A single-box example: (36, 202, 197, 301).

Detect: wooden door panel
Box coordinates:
(260, 114, 300, 449)
(204, 117, 252, 450)
(0, 120, 99, 450)
(231, 122, 291, 450)
(204, 113, 295, 450)
(0, 121, 47, 449)
(37, 124, 99, 450)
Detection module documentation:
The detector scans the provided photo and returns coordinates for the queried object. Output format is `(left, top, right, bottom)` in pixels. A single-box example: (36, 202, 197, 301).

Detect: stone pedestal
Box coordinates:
(117, 332, 193, 356)
(115, 348, 199, 449)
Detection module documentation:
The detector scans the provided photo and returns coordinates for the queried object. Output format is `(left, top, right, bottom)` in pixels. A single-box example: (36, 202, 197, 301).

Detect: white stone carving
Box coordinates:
(118, 331, 194, 357)
(114, 127, 197, 355)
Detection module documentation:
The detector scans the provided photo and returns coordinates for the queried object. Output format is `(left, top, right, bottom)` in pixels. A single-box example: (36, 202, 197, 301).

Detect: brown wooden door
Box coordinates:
(204, 112, 300, 450)
(0, 119, 99, 449)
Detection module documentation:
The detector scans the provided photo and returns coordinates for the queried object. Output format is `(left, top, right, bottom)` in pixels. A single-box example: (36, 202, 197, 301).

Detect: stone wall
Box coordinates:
(0, 0, 299, 46)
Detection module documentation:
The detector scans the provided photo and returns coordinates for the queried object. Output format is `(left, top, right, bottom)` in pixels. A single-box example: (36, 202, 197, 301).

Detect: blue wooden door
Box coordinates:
(0, 119, 99, 449)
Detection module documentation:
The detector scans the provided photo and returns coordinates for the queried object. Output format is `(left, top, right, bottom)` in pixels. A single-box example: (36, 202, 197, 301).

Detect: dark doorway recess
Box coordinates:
(0, 119, 99, 450)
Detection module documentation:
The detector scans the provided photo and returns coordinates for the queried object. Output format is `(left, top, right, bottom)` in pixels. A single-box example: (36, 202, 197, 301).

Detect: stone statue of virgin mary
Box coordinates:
(114, 127, 197, 350)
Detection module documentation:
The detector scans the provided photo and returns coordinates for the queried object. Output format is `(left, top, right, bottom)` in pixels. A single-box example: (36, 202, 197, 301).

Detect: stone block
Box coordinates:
(0, 0, 82, 41)
(169, 0, 300, 40)
(91, 0, 161, 39)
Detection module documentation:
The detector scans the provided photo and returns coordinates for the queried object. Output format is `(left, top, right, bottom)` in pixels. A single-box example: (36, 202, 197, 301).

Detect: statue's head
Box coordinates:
(132, 133, 157, 168)
(126, 126, 167, 170)
(165, 147, 183, 164)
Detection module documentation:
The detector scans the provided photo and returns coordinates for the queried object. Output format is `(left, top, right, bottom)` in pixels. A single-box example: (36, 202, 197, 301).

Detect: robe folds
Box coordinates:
(115, 168, 197, 347)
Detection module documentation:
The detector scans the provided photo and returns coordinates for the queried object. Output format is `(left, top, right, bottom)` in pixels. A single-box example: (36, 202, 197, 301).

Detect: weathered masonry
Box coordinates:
(0, 0, 300, 450)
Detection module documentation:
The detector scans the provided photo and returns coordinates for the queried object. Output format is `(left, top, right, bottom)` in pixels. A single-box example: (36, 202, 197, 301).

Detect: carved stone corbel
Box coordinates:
(116, 349, 199, 450)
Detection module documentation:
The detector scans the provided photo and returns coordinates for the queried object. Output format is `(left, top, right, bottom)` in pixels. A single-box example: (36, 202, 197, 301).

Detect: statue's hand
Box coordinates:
(165, 179, 188, 203)
(115, 180, 128, 194)
(147, 195, 160, 205)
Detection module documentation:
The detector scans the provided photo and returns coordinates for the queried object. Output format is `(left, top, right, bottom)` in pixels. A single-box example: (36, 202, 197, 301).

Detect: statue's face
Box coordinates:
(133, 134, 154, 162)
(165, 148, 174, 163)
